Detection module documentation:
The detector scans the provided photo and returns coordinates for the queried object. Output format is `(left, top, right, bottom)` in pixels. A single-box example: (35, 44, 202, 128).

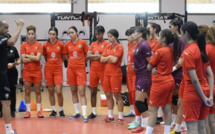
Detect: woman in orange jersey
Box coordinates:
(124, 27, 141, 130)
(124, 27, 138, 119)
(64, 26, 89, 123)
(147, 22, 163, 124)
(205, 27, 215, 134)
(147, 22, 162, 54)
(20, 25, 43, 118)
(100, 29, 124, 126)
(43, 27, 65, 117)
(144, 29, 179, 134)
(180, 22, 214, 134)
(86, 25, 109, 119)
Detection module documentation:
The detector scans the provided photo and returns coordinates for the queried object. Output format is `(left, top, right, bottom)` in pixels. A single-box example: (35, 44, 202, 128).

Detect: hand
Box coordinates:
(15, 19, 24, 27)
(8, 63, 14, 69)
(93, 57, 100, 60)
(152, 67, 158, 74)
(203, 96, 214, 107)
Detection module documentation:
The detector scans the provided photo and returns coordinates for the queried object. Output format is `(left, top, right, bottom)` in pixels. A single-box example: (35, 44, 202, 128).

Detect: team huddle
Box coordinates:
(1, 18, 215, 134)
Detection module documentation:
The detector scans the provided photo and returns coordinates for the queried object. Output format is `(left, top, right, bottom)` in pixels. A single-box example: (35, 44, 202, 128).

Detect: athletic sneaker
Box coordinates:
(70, 113, 81, 119)
(83, 115, 89, 123)
(101, 116, 114, 123)
(131, 126, 144, 133)
(115, 118, 124, 126)
(49, 110, 57, 117)
(59, 110, 65, 117)
(37, 111, 44, 118)
(128, 120, 135, 126)
(24, 111, 31, 118)
(124, 112, 135, 117)
(128, 121, 140, 129)
(170, 130, 181, 134)
(88, 113, 97, 120)
(156, 117, 164, 124)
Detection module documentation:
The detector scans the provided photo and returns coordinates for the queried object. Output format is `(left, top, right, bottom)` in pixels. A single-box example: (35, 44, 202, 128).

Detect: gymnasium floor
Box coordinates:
(0, 85, 187, 134)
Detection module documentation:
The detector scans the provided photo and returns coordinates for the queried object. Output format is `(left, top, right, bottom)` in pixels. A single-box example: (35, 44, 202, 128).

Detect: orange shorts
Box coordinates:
(44, 67, 63, 86)
(179, 79, 185, 98)
(126, 73, 136, 92)
(89, 69, 104, 87)
(67, 67, 86, 86)
(149, 80, 175, 107)
(22, 70, 42, 84)
(183, 90, 210, 121)
(103, 75, 122, 93)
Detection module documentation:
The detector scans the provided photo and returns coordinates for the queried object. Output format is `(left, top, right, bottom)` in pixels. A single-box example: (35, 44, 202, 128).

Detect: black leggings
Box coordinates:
(0, 68, 18, 112)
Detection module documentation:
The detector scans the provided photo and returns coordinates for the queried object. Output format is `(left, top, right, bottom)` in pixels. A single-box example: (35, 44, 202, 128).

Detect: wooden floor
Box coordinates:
(0, 85, 187, 134)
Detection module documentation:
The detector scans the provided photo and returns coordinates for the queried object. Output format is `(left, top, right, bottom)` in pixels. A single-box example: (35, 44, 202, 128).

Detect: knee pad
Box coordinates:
(135, 100, 148, 113)
(172, 95, 178, 106)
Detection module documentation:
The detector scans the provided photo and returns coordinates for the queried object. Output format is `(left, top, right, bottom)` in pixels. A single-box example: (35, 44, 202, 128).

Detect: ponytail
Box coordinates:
(173, 33, 179, 62)
(160, 29, 179, 62)
(197, 31, 209, 63)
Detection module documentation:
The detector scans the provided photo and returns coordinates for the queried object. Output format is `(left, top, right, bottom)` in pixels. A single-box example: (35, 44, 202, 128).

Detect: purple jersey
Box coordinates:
(134, 39, 152, 77)
(170, 37, 187, 88)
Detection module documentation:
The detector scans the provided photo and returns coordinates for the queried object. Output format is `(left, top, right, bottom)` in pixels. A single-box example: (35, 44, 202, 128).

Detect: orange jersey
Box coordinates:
(64, 39, 88, 69)
(148, 38, 162, 52)
(20, 41, 42, 71)
(127, 42, 138, 74)
(102, 43, 124, 76)
(43, 40, 66, 70)
(206, 43, 215, 84)
(182, 42, 209, 92)
(89, 40, 109, 71)
(149, 46, 174, 82)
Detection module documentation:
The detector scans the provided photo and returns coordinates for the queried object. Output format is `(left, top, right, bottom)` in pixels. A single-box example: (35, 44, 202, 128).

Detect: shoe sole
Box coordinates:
(38, 116, 44, 118)
(88, 117, 97, 120)
(49, 116, 56, 118)
(69, 116, 81, 119)
(24, 116, 31, 118)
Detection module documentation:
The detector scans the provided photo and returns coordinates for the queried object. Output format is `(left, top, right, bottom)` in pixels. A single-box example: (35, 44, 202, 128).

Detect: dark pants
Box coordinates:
(0, 68, 18, 112)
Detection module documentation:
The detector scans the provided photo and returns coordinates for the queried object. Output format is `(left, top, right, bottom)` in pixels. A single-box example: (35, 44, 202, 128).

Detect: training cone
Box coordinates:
(18, 100, 27, 112)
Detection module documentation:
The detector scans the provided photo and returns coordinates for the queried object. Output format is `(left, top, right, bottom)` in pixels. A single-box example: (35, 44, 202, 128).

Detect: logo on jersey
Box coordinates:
(51, 52, 56, 58)
(113, 49, 116, 53)
(57, 46, 60, 50)
(10, 50, 13, 53)
(133, 49, 135, 53)
(5, 93, 9, 99)
(95, 51, 99, 55)
(35, 46, 38, 50)
(45, 80, 47, 83)
(78, 44, 82, 48)
(101, 45, 104, 48)
(30, 52, 34, 56)
(152, 43, 155, 46)
(136, 49, 139, 53)
(73, 51, 77, 57)
(47, 47, 50, 49)
(128, 56, 130, 61)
